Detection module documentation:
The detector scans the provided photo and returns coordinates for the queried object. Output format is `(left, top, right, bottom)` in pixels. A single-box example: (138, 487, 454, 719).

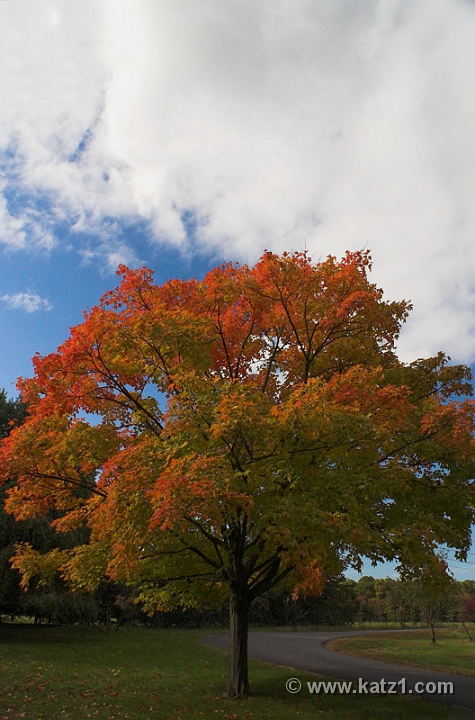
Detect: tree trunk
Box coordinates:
(227, 586, 250, 697)
(462, 621, 473, 641)
(290, 596, 297, 629)
(426, 608, 436, 643)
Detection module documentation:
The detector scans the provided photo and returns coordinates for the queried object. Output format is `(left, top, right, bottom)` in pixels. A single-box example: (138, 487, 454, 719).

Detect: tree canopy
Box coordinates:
(1, 250, 474, 695)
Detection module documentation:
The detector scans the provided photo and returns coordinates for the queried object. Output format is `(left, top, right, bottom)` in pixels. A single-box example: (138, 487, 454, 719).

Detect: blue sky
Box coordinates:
(0, 214, 219, 395)
(1, 0, 475, 580)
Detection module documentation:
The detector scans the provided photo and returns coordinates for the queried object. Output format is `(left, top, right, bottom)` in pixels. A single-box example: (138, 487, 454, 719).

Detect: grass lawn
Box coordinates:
(327, 627, 475, 677)
(0, 624, 473, 720)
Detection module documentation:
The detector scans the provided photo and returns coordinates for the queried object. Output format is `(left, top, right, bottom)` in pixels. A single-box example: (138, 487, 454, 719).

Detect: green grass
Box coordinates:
(327, 628, 475, 677)
(0, 625, 472, 720)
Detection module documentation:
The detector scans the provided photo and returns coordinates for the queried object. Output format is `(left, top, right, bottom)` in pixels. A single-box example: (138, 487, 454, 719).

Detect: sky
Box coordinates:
(1, 0, 475, 580)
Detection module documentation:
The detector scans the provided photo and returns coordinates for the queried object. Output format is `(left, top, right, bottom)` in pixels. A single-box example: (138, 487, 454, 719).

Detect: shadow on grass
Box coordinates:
(0, 623, 111, 645)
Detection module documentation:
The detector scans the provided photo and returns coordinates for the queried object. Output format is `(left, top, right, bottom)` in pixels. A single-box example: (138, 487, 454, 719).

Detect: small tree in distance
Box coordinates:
(1, 250, 475, 696)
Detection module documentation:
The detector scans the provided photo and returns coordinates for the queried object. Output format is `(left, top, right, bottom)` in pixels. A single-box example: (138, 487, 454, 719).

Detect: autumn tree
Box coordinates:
(1, 250, 475, 696)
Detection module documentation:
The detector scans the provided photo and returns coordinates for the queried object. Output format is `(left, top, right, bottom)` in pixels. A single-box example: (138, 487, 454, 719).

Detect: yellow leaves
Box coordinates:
(5, 481, 53, 520)
(208, 381, 276, 444)
(60, 543, 111, 592)
(10, 543, 68, 591)
(46, 419, 122, 474)
(9, 540, 107, 594)
(52, 497, 102, 533)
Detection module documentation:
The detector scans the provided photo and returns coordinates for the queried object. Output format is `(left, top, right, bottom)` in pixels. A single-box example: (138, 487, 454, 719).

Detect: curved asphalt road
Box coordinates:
(202, 629, 475, 712)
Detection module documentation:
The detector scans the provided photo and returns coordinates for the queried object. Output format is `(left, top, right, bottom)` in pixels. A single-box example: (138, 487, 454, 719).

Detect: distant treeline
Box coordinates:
(2, 568, 475, 630)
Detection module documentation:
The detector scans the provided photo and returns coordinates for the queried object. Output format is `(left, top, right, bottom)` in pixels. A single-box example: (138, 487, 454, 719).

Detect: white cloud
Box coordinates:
(2, 291, 52, 313)
(79, 238, 142, 274)
(1, 0, 475, 362)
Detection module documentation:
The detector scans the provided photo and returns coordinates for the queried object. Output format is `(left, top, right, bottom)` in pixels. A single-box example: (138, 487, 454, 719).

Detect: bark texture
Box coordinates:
(226, 586, 250, 697)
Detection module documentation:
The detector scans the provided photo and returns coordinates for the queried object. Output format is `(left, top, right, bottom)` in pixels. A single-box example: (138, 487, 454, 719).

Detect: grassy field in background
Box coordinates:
(327, 628, 475, 677)
(0, 624, 473, 720)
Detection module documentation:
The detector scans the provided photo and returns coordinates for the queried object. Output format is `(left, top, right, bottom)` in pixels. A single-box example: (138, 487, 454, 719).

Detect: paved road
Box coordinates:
(202, 629, 475, 712)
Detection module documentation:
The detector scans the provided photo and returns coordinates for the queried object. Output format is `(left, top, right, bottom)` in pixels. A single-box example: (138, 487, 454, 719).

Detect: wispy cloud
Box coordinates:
(1, 291, 52, 313)
(79, 239, 142, 274)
